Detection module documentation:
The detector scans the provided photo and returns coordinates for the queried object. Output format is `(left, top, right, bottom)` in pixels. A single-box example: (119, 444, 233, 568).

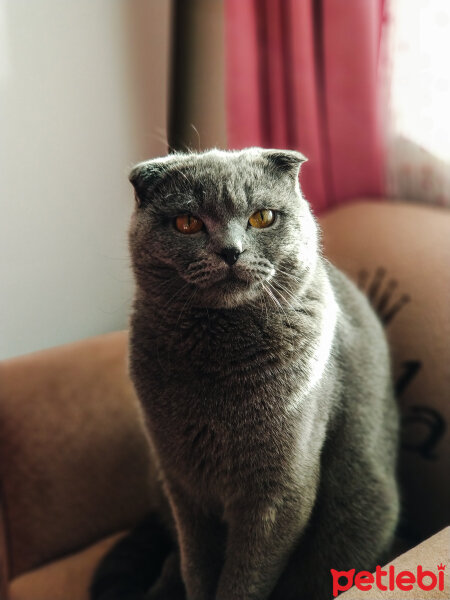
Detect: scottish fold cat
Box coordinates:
(91, 148, 399, 600)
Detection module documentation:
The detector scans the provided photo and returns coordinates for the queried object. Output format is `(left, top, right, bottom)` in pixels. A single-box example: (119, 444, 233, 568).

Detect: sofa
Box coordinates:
(1, 202, 449, 599)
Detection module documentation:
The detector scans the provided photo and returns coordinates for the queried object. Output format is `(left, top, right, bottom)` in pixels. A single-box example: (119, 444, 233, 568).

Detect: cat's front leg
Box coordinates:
(269, 444, 400, 600)
(215, 498, 312, 600)
(167, 486, 225, 600)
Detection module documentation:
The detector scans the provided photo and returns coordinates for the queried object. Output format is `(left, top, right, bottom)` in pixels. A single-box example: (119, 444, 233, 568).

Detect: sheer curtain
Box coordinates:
(386, 0, 450, 208)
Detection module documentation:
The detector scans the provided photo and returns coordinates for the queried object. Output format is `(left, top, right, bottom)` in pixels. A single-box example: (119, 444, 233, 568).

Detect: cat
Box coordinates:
(91, 148, 399, 600)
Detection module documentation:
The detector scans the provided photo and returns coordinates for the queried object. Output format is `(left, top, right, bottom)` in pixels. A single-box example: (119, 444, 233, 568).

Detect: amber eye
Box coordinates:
(248, 209, 275, 229)
(175, 214, 204, 234)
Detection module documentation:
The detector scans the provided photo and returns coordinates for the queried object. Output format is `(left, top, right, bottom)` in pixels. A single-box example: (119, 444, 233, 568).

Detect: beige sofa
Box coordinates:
(1, 202, 449, 599)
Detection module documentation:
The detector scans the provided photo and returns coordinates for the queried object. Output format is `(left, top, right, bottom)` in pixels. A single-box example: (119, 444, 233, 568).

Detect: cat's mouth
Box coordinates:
(217, 265, 268, 287)
(216, 274, 253, 289)
(182, 259, 275, 307)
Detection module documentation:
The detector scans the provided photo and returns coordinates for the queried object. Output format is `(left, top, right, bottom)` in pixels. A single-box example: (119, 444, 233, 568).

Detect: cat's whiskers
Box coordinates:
(272, 281, 299, 306)
(163, 281, 192, 310)
(259, 282, 270, 323)
(271, 286, 296, 312)
(276, 268, 315, 309)
(266, 282, 297, 329)
(276, 268, 303, 285)
(147, 269, 174, 284)
(190, 123, 202, 152)
(163, 287, 198, 368)
(205, 306, 212, 349)
(169, 164, 192, 190)
(147, 128, 173, 152)
(175, 287, 198, 335)
(262, 282, 285, 317)
(151, 280, 173, 293)
(152, 281, 179, 299)
(145, 274, 181, 296)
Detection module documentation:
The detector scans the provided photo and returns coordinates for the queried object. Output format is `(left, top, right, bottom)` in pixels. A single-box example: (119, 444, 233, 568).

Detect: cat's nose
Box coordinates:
(218, 247, 242, 266)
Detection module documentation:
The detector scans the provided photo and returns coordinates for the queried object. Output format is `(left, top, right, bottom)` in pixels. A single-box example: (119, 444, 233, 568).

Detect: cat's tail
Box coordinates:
(89, 512, 177, 600)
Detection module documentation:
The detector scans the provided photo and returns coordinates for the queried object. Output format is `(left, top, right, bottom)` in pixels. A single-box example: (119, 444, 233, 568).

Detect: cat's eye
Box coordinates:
(248, 209, 276, 229)
(175, 214, 204, 234)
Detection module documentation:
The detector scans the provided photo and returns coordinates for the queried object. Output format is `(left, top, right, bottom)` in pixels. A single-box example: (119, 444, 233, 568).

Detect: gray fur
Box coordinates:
(128, 148, 399, 600)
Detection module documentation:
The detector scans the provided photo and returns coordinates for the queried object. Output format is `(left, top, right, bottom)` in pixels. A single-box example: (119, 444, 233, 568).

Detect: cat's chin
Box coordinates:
(200, 278, 263, 309)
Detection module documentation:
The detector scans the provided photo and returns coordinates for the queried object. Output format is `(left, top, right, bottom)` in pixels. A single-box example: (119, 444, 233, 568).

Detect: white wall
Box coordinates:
(0, 0, 170, 359)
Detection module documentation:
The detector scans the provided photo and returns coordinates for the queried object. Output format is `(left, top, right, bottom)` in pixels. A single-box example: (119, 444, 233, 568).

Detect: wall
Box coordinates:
(0, 0, 171, 359)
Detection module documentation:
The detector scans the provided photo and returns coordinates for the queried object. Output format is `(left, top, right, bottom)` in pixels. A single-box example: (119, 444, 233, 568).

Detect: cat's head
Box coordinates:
(128, 148, 319, 309)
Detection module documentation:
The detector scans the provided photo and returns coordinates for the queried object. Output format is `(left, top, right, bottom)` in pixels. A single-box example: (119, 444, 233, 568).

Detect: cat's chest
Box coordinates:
(132, 313, 313, 429)
(137, 353, 308, 493)
(149, 389, 302, 501)
(132, 308, 319, 435)
(130, 307, 320, 491)
(143, 307, 314, 380)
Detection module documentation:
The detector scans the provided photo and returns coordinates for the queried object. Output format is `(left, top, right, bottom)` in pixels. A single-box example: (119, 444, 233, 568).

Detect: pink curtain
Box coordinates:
(225, 0, 386, 214)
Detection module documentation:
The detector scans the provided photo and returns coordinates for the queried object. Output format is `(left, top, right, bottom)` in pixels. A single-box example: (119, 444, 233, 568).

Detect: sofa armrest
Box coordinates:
(0, 331, 162, 579)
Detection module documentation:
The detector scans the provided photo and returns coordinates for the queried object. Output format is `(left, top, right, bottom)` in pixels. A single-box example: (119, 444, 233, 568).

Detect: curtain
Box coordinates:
(225, 0, 386, 214)
(386, 0, 450, 208)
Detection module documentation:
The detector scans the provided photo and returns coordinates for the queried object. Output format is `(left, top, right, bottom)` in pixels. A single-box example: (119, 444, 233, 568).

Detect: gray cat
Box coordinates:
(91, 148, 399, 600)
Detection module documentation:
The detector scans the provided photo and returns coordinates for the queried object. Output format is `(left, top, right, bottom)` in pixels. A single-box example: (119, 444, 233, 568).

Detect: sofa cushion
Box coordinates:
(9, 533, 124, 600)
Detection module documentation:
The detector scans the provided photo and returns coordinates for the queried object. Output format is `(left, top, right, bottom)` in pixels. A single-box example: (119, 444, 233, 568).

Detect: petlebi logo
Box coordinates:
(331, 563, 446, 597)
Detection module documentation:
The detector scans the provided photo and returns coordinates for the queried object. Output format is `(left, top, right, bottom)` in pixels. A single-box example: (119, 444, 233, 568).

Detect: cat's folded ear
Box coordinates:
(261, 149, 308, 180)
(129, 161, 166, 208)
